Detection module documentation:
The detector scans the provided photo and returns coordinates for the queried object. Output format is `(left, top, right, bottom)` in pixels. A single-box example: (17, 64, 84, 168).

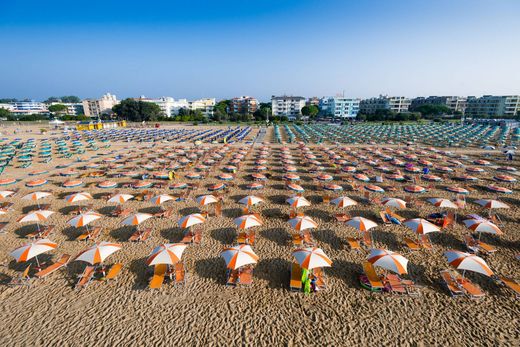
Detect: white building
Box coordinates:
(271, 96, 306, 120)
(359, 95, 411, 114)
(136, 97, 189, 117)
(49, 102, 84, 116)
(465, 95, 520, 117)
(10, 101, 48, 115)
(189, 98, 215, 118)
(322, 97, 360, 118)
(82, 93, 118, 117)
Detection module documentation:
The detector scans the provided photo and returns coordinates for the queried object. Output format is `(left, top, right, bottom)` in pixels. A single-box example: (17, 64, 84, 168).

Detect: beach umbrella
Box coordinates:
(323, 184, 343, 192)
(122, 213, 154, 226)
(288, 215, 318, 231)
(251, 173, 267, 181)
(64, 192, 93, 203)
(463, 219, 503, 237)
(208, 183, 226, 191)
(286, 183, 304, 192)
(0, 190, 16, 198)
(316, 174, 333, 182)
(0, 178, 17, 186)
(331, 196, 357, 208)
(239, 195, 264, 206)
(474, 199, 509, 209)
(444, 250, 493, 278)
(218, 173, 234, 181)
(221, 245, 259, 270)
(233, 214, 263, 229)
(11, 238, 57, 267)
(365, 184, 384, 193)
(404, 185, 426, 194)
(354, 174, 370, 182)
(427, 198, 458, 209)
(286, 196, 311, 208)
(493, 175, 517, 183)
(178, 213, 206, 228)
(247, 182, 264, 190)
(68, 211, 103, 228)
(22, 191, 52, 209)
(196, 194, 219, 206)
(367, 248, 408, 274)
(381, 197, 407, 209)
(108, 193, 134, 204)
(446, 186, 469, 195)
(403, 218, 440, 235)
(98, 181, 118, 189)
(150, 194, 175, 205)
(18, 210, 54, 232)
(284, 173, 300, 181)
(25, 179, 48, 188)
(487, 185, 512, 194)
(74, 241, 122, 265)
(346, 217, 377, 231)
(292, 247, 332, 270)
(146, 243, 187, 266)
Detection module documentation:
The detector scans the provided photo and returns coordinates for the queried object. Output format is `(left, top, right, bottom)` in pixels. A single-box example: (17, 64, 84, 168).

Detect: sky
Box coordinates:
(0, 0, 519, 102)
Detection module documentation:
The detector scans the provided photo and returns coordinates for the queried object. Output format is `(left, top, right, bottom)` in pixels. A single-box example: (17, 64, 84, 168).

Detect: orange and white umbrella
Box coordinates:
(178, 213, 206, 228)
(288, 215, 318, 231)
(292, 247, 332, 270)
(346, 217, 377, 232)
(65, 192, 93, 203)
(122, 213, 154, 226)
(0, 190, 16, 199)
(146, 243, 187, 266)
(239, 195, 265, 206)
(74, 241, 122, 265)
(463, 219, 503, 236)
(474, 199, 509, 209)
(367, 248, 408, 274)
(330, 196, 357, 208)
(196, 194, 219, 206)
(108, 193, 134, 204)
(220, 244, 259, 270)
(68, 212, 103, 228)
(381, 197, 407, 209)
(150, 194, 175, 205)
(427, 198, 458, 209)
(286, 196, 311, 208)
(233, 214, 263, 229)
(403, 218, 440, 235)
(22, 191, 52, 201)
(444, 250, 493, 277)
(18, 210, 55, 223)
(11, 238, 57, 265)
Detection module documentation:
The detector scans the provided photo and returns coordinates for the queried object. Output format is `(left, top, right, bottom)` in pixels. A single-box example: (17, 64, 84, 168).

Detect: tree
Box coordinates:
(112, 98, 163, 122)
(301, 105, 319, 119)
(0, 108, 11, 118)
(0, 98, 17, 103)
(253, 104, 271, 121)
(413, 104, 451, 118)
(45, 96, 81, 104)
(48, 104, 68, 115)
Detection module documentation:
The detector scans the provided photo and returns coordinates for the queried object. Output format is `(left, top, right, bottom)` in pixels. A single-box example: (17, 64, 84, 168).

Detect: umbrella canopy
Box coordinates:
(221, 244, 259, 270)
(463, 219, 503, 235)
(122, 213, 154, 226)
(178, 213, 206, 228)
(196, 194, 219, 206)
(68, 212, 103, 228)
(367, 248, 408, 274)
(64, 192, 93, 203)
(286, 196, 311, 208)
(331, 196, 357, 208)
(444, 250, 493, 277)
(288, 216, 318, 231)
(150, 194, 175, 205)
(292, 247, 332, 270)
(403, 218, 440, 234)
(381, 197, 407, 209)
(346, 217, 377, 232)
(427, 198, 458, 209)
(238, 195, 264, 206)
(0, 190, 16, 198)
(233, 214, 263, 229)
(18, 210, 54, 223)
(286, 183, 304, 192)
(74, 241, 122, 265)
(146, 243, 187, 266)
(22, 191, 52, 201)
(108, 193, 134, 204)
(11, 239, 57, 262)
(474, 199, 509, 209)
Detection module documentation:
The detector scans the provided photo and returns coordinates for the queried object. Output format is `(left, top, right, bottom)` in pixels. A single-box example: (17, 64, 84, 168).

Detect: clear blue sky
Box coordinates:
(1, 0, 519, 101)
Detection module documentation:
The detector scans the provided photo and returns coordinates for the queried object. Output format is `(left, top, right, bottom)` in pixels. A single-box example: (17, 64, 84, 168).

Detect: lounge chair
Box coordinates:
(237, 232, 247, 244)
(346, 237, 362, 251)
(499, 276, 520, 298)
(335, 213, 350, 222)
(215, 202, 223, 217)
(111, 206, 132, 217)
(0, 222, 8, 234)
(77, 227, 102, 241)
(193, 229, 202, 244)
(361, 231, 372, 248)
(420, 234, 433, 249)
(313, 267, 327, 290)
(155, 208, 174, 218)
(453, 273, 485, 299)
(76, 266, 95, 290)
(362, 261, 384, 289)
(35, 254, 71, 279)
(404, 237, 421, 251)
(385, 274, 407, 294)
(238, 267, 253, 286)
(226, 269, 239, 286)
(291, 233, 303, 247)
(379, 211, 391, 224)
(129, 227, 152, 242)
(26, 225, 55, 239)
(8, 264, 31, 286)
(149, 264, 167, 289)
(303, 231, 315, 246)
(290, 262, 302, 291)
(105, 263, 123, 281)
(181, 231, 194, 244)
(322, 195, 331, 204)
(174, 263, 186, 286)
(0, 202, 14, 212)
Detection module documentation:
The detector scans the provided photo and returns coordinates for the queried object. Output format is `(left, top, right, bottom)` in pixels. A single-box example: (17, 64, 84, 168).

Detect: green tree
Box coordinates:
(0, 98, 17, 103)
(414, 104, 451, 118)
(112, 98, 163, 122)
(48, 104, 68, 115)
(60, 96, 81, 103)
(0, 108, 11, 118)
(301, 105, 319, 119)
(253, 104, 271, 121)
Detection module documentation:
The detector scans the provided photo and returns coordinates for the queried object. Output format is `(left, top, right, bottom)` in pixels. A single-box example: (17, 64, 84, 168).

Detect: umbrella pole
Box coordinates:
(462, 270, 466, 281)
(35, 255, 41, 268)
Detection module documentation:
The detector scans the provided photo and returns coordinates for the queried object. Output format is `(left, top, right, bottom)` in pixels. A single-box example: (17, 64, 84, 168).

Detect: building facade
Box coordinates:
(306, 97, 320, 107)
(188, 98, 215, 118)
(271, 96, 306, 120)
(48, 102, 84, 116)
(359, 95, 411, 114)
(465, 95, 520, 117)
(135, 97, 189, 117)
(82, 93, 119, 117)
(10, 101, 48, 115)
(410, 96, 467, 113)
(322, 97, 360, 118)
(230, 96, 258, 114)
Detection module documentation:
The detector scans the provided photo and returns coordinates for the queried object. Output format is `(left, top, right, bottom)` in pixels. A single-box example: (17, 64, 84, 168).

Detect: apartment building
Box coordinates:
(230, 96, 258, 114)
(82, 93, 119, 117)
(271, 96, 306, 120)
(359, 95, 411, 114)
(135, 97, 189, 117)
(321, 97, 360, 118)
(189, 98, 215, 118)
(48, 102, 84, 115)
(465, 95, 520, 117)
(10, 101, 48, 115)
(411, 96, 467, 113)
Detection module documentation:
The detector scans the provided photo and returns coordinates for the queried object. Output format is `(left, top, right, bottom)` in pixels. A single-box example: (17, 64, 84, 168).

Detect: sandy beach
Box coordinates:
(0, 123, 518, 346)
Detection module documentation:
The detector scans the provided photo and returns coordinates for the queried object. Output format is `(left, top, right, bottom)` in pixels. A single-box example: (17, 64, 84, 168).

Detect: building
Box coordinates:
(359, 95, 411, 114)
(321, 97, 360, 119)
(410, 96, 467, 113)
(230, 96, 258, 115)
(49, 102, 84, 116)
(306, 97, 320, 107)
(271, 96, 306, 120)
(135, 97, 189, 117)
(465, 95, 520, 118)
(82, 93, 119, 117)
(188, 98, 215, 118)
(10, 101, 48, 115)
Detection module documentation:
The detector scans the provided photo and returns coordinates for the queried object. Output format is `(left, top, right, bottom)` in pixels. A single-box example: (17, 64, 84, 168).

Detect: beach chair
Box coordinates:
(313, 267, 327, 290)
(379, 211, 391, 224)
(35, 254, 71, 279)
(76, 266, 95, 290)
(111, 206, 131, 217)
(291, 233, 303, 247)
(442, 211, 456, 229)
(174, 263, 186, 286)
(149, 264, 167, 289)
(226, 269, 239, 286)
(239, 267, 253, 286)
(237, 232, 247, 244)
(303, 231, 315, 246)
(361, 231, 372, 248)
(362, 261, 384, 289)
(322, 194, 331, 204)
(478, 241, 497, 254)
(499, 276, 520, 298)
(335, 213, 350, 222)
(420, 234, 433, 250)
(455, 275, 485, 299)
(290, 262, 302, 291)
(8, 264, 31, 286)
(404, 237, 421, 251)
(463, 234, 480, 254)
(386, 208, 405, 222)
(105, 263, 123, 281)
(215, 202, 223, 217)
(192, 229, 202, 244)
(181, 231, 194, 244)
(346, 237, 362, 252)
(0, 222, 8, 234)
(385, 274, 407, 294)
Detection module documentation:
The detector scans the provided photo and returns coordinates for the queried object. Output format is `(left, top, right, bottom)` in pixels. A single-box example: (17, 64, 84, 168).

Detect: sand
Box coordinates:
(0, 123, 519, 346)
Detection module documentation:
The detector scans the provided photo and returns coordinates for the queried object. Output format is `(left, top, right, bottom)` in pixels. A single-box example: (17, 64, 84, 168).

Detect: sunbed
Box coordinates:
(291, 233, 303, 247)
(313, 267, 327, 290)
(26, 225, 55, 239)
(226, 269, 239, 286)
(149, 264, 167, 289)
(335, 213, 350, 222)
(77, 227, 102, 241)
(362, 261, 384, 289)
(453, 273, 485, 299)
(440, 270, 464, 297)
(290, 262, 302, 291)
(238, 267, 253, 286)
(0, 222, 8, 234)
(174, 263, 186, 286)
(105, 263, 123, 281)
(35, 254, 71, 279)
(499, 276, 520, 298)
(8, 264, 31, 286)
(385, 274, 407, 294)
(361, 231, 372, 248)
(155, 208, 174, 218)
(404, 237, 421, 251)
(111, 206, 132, 217)
(76, 266, 95, 290)
(346, 237, 362, 251)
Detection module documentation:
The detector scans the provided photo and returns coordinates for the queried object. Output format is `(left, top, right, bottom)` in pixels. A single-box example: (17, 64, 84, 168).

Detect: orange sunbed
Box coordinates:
(35, 254, 70, 279)
(362, 261, 384, 289)
(106, 263, 123, 280)
(500, 276, 520, 297)
(150, 264, 167, 289)
(290, 262, 302, 291)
